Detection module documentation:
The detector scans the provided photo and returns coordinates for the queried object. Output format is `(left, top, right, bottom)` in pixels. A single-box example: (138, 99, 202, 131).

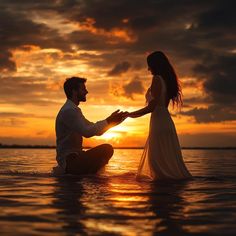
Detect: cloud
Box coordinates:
(179, 132, 236, 147)
(181, 53, 236, 122)
(123, 78, 145, 99)
(129, 16, 158, 31)
(194, 54, 236, 104)
(108, 61, 131, 76)
(0, 118, 26, 127)
(111, 76, 145, 100)
(0, 112, 53, 119)
(0, 51, 16, 72)
(197, 1, 235, 30)
(181, 105, 236, 123)
(0, 111, 52, 128)
(0, 6, 70, 72)
(0, 76, 62, 106)
(0, 0, 235, 124)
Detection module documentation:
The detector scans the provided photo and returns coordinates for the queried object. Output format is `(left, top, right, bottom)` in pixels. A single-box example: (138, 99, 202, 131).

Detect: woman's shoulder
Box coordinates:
(152, 75, 162, 88)
(153, 75, 166, 90)
(149, 77, 161, 99)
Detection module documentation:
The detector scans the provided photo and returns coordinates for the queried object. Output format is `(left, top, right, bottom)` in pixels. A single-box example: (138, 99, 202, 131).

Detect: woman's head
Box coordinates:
(147, 51, 167, 75)
(147, 51, 182, 108)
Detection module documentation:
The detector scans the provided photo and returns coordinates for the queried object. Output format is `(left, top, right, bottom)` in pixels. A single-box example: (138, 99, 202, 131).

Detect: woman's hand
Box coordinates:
(127, 112, 138, 118)
(115, 111, 142, 119)
(121, 111, 130, 120)
(106, 110, 129, 125)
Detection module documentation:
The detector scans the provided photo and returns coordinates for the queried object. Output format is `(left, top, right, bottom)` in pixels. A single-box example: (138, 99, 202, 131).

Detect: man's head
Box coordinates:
(63, 77, 88, 104)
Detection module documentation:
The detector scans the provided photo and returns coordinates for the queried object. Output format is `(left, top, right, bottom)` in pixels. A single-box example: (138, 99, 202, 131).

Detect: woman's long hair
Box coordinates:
(147, 51, 182, 108)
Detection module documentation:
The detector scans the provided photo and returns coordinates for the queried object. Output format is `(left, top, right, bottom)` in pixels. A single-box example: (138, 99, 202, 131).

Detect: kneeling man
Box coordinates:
(55, 76, 126, 175)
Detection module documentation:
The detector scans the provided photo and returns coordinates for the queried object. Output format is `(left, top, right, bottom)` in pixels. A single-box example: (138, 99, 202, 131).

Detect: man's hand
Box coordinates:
(106, 110, 129, 126)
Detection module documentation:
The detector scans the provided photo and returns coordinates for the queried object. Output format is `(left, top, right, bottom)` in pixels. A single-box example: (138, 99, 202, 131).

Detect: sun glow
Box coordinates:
(102, 132, 121, 140)
(95, 126, 128, 142)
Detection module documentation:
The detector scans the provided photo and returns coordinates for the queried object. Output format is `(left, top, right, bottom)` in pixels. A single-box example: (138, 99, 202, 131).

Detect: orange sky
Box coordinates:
(0, 1, 235, 147)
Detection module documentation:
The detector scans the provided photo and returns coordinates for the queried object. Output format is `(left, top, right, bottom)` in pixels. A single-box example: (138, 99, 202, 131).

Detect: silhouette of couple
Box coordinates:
(54, 51, 192, 180)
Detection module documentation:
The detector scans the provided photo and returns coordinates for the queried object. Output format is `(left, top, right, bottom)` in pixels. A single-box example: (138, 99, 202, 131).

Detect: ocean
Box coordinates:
(0, 148, 236, 235)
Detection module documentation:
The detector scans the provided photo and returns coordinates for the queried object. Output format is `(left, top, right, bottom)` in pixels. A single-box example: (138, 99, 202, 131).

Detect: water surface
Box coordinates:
(0, 148, 236, 235)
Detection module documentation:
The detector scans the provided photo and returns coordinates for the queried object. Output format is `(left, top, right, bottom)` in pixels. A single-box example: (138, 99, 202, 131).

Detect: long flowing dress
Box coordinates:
(136, 75, 192, 180)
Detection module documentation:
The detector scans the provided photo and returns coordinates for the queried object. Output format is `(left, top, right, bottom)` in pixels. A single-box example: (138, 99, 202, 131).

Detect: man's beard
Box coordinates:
(77, 94, 86, 102)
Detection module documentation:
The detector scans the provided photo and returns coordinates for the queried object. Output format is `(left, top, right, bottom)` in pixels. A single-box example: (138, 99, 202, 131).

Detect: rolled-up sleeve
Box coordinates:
(63, 108, 109, 138)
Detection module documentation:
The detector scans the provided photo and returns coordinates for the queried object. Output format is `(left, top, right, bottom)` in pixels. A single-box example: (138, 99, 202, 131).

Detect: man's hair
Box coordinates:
(63, 76, 87, 99)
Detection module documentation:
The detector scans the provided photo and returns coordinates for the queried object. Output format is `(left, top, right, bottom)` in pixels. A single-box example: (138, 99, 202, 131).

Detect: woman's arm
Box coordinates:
(128, 99, 157, 118)
(128, 76, 161, 118)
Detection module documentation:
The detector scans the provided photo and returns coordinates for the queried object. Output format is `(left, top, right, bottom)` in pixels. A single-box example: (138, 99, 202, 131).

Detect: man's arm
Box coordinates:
(64, 108, 126, 138)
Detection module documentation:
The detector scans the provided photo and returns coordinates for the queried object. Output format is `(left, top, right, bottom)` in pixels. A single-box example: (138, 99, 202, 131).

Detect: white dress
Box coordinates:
(137, 75, 192, 180)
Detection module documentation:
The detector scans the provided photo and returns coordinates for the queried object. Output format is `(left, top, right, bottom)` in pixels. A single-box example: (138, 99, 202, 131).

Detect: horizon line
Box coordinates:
(0, 144, 236, 150)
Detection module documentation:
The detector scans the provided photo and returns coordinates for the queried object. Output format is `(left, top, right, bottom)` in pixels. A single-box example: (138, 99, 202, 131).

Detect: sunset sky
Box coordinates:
(0, 0, 235, 147)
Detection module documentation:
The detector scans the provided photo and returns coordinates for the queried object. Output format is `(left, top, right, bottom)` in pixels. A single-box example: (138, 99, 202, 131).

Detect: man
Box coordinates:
(54, 76, 126, 175)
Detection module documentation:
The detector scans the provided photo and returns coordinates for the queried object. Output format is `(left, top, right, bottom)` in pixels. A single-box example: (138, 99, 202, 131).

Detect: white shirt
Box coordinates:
(55, 99, 109, 170)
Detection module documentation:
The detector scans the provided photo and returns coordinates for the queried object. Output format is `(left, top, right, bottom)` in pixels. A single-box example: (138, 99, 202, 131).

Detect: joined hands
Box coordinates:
(106, 110, 130, 126)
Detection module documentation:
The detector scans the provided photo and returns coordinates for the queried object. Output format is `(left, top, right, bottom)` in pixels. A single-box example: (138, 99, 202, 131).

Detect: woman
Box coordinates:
(128, 51, 192, 180)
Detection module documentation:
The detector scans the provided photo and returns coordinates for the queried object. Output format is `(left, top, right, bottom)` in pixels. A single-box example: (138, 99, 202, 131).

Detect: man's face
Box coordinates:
(75, 83, 88, 102)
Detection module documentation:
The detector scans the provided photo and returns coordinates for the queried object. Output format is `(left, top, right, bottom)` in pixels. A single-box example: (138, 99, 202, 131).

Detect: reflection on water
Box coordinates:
(0, 149, 236, 235)
(148, 181, 190, 235)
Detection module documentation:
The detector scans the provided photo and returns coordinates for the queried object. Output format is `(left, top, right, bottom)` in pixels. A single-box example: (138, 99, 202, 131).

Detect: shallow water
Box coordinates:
(0, 148, 236, 235)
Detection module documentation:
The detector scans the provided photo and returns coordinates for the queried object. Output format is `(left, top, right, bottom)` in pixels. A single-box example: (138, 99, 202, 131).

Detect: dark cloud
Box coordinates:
(179, 132, 236, 147)
(194, 54, 236, 103)
(64, 0, 198, 32)
(182, 52, 236, 123)
(197, 2, 235, 29)
(123, 78, 145, 99)
(108, 61, 131, 76)
(0, 51, 16, 72)
(129, 16, 158, 31)
(181, 105, 236, 123)
(0, 76, 62, 106)
(0, 0, 235, 123)
(112, 77, 145, 100)
(0, 6, 70, 72)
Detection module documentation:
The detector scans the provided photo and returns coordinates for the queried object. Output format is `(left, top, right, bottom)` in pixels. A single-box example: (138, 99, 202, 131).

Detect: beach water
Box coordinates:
(0, 148, 236, 235)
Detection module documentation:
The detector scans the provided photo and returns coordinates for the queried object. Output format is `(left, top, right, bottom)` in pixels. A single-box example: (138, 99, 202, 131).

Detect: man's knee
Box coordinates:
(99, 144, 113, 160)
(103, 144, 114, 158)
